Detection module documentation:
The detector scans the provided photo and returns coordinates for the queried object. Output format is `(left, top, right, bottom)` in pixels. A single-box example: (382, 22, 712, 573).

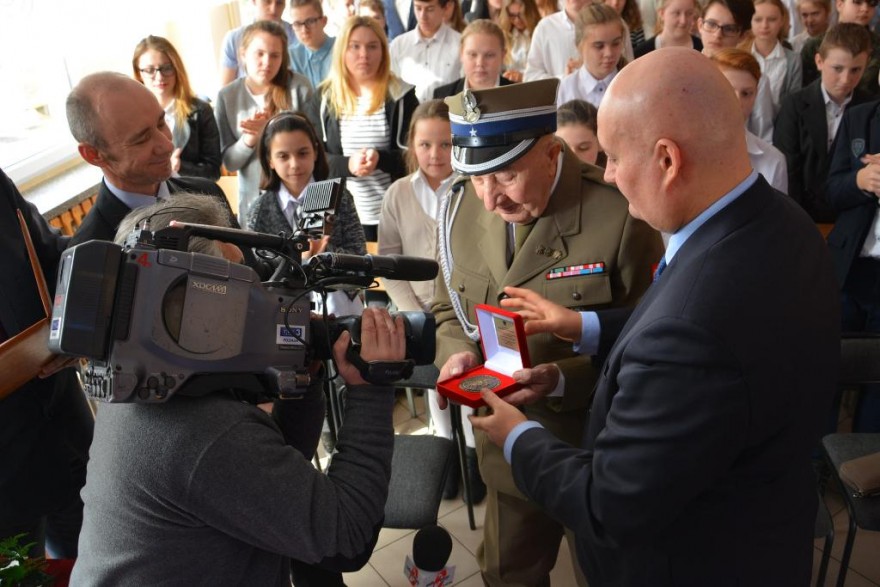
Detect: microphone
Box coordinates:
(404, 525, 455, 586)
(311, 253, 439, 281)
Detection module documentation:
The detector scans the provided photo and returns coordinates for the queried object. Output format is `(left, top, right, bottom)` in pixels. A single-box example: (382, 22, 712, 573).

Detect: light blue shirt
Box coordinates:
(289, 36, 334, 89)
(104, 178, 171, 211)
(503, 170, 760, 464)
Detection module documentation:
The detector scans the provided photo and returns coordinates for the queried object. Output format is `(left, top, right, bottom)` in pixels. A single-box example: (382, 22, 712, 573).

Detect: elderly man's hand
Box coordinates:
(502, 363, 561, 406)
(436, 351, 480, 409)
(468, 388, 528, 448)
(500, 286, 581, 342)
(333, 307, 405, 386)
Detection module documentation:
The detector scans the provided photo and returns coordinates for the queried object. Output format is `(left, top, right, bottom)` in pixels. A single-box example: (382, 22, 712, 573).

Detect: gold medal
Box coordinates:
(460, 374, 501, 391)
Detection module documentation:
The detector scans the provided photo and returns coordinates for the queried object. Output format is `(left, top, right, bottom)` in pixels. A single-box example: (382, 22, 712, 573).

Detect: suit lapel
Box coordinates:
(805, 83, 828, 165)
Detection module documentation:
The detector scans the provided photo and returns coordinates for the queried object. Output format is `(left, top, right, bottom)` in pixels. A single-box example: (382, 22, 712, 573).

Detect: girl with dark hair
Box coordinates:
(248, 111, 366, 261)
(215, 21, 314, 223)
(556, 99, 604, 166)
(133, 36, 222, 180)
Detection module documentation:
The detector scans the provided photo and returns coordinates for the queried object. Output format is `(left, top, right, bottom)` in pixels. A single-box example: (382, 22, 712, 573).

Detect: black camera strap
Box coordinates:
(345, 343, 415, 385)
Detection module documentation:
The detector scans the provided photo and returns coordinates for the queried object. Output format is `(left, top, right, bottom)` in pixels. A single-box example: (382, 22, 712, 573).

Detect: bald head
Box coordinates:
(66, 72, 153, 148)
(598, 48, 752, 232)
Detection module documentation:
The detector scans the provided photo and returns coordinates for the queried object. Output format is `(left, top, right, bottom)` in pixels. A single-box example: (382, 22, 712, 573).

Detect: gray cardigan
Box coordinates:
(215, 73, 313, 222)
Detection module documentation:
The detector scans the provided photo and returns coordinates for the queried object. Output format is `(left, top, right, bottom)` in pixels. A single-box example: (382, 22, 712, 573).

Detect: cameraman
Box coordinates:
(70, 197, 405, 585)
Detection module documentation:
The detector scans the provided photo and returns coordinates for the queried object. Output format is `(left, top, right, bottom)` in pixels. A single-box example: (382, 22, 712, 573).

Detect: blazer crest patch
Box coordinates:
(852, 138, 866, 159)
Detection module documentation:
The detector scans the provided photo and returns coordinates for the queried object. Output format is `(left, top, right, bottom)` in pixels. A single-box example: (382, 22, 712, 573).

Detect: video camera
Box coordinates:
(48, 179, 438, 403)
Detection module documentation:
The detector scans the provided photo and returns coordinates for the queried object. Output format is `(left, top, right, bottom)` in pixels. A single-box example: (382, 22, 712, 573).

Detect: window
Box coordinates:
(0, 0, 242, 187)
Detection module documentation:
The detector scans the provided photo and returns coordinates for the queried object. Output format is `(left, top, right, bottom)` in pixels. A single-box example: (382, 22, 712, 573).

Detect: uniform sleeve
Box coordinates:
(431, 267, 481, 369)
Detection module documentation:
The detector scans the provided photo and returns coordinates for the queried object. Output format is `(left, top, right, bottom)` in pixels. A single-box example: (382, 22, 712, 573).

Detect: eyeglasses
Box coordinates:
(139, 64, 175, 77)
(852, 0, 880, 8)
(292, 16, 323, 29)
(700, 18, 742, 37)
(507, 9, 523, 19)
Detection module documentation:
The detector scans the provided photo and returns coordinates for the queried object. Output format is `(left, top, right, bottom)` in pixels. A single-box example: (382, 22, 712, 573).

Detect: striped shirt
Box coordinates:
(340, 96, 391, 225)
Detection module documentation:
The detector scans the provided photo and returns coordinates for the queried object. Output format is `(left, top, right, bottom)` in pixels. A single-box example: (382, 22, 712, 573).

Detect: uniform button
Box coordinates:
(458, 284, 465, 292)
(571, 292, 582, 301)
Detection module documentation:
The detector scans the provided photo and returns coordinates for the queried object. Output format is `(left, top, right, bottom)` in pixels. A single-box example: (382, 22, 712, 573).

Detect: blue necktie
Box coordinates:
(653, 256, 667, 282)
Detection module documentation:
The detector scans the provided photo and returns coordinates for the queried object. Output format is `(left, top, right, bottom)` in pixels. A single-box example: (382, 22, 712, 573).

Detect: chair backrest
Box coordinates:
(398, 364, 440, 391)
(384, 434, 454, 529)
(840, 335, 880, 385)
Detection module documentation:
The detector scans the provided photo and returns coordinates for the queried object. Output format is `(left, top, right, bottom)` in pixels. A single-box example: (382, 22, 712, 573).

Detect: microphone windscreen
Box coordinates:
(412, 525, 452, 573)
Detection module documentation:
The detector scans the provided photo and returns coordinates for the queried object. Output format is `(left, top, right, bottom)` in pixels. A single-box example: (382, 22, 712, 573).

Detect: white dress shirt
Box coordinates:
(412, 169, 454, 220)
(752, 42, 788, 114)
(747, 75, 775, 143)
(275, 177, 313, 229)
(524, 11, 578, 81)
(390, 24, 462, 102)
(821, 85, 854, 152)
(745, 129, 788, 194)
(556, 67, 617, 108)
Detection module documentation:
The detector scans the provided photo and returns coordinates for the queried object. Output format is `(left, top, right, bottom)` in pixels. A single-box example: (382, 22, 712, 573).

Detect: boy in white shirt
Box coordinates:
(390, 0, 462, 102)
(524, 0, 593, 81)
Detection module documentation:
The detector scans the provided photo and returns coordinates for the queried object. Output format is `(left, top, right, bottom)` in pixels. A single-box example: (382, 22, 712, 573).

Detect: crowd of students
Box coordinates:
(129, 0, 880, 231)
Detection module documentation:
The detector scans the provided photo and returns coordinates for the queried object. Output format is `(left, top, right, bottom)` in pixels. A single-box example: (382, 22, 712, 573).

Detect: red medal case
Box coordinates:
(437, 304, 532, 408)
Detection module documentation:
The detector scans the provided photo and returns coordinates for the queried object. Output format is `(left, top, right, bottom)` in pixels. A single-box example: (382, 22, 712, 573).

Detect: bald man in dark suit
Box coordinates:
(473, 48, 840, 586)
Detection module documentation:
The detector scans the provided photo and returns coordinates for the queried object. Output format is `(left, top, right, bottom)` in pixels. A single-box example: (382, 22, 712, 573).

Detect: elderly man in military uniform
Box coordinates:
(432, 79, 663, 586)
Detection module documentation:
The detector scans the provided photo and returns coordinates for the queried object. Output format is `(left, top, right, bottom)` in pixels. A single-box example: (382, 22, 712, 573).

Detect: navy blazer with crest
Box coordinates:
(774, 79, 871, 223)
(827, 99, 880, 287)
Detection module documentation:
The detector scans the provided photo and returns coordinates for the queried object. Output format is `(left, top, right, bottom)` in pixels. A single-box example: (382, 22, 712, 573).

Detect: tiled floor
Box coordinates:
(336, 391, 880, 586)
